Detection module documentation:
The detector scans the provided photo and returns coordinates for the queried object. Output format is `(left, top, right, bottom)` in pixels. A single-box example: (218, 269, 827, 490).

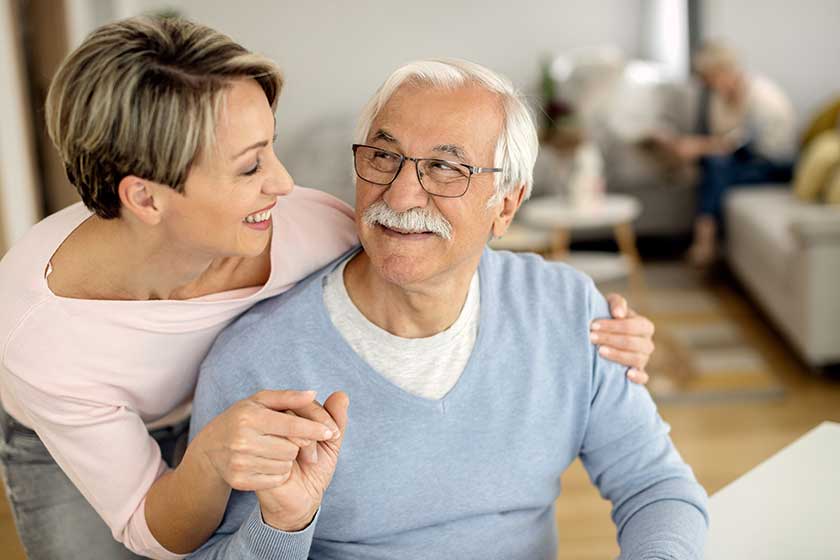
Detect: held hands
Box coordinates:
(256, 392, 349, 531)
(590, 294, 655, 385)
(196, 389, 341, 498)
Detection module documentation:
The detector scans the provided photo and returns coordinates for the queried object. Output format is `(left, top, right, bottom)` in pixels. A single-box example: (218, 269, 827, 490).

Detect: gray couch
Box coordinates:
(726, 186, 840, 367)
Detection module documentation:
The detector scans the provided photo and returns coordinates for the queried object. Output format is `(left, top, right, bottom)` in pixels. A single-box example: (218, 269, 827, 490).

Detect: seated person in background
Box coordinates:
(188, 58, 709, 560)
(651, 40, 796, 266)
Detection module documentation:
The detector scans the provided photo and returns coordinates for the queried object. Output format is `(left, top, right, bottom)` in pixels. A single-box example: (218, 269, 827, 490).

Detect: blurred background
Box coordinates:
(2, 1, 840, 558)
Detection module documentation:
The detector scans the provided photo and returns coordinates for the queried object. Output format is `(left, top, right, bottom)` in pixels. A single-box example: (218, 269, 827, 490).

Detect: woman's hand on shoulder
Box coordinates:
(589, 293, 655, 385)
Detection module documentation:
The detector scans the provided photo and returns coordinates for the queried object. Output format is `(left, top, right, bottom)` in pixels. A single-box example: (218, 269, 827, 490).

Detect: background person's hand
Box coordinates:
(194, 390, 338, 493)
(256, 392, 350, 531)
(590, 294, 656, 385)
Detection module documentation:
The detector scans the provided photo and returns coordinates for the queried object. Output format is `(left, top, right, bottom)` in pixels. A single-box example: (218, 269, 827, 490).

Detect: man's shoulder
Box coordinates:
(482, 248, 595, 304)
(202, 254, 347, 372)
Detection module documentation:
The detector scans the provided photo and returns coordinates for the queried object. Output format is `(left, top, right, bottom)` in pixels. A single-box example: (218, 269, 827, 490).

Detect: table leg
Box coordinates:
(614, 222, 641, 267)
(549, 228, 570, 261)
(613, 221, 649, 310)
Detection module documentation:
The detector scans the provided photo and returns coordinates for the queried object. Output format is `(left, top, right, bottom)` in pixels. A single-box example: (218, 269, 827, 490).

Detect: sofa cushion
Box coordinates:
(726, 187, 799, 287)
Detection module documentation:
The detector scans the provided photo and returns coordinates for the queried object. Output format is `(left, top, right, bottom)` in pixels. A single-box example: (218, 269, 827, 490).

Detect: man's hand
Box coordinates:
(256, 392, 350, 532)
(590, 294, 655, 385)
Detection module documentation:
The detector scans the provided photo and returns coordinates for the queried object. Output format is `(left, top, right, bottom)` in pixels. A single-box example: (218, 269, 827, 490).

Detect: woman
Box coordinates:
(0, 16, 655, 560)
(652, 41, 796, 266)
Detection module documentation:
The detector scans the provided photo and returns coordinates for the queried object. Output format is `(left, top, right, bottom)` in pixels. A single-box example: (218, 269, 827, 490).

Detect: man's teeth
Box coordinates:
(244, 210, 271, 224)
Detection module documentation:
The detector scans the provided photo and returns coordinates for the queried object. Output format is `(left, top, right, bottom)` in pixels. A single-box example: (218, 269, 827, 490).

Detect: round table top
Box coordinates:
(521, 194, 642, 230)
(488, 223, 552, 252)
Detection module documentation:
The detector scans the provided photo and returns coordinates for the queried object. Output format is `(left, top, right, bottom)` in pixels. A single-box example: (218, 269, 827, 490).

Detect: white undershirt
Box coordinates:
(322, 256, 480, 400)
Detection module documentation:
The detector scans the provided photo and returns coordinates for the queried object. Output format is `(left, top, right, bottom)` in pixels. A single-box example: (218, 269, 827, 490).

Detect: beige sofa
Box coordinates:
(726, 186, 840, 367)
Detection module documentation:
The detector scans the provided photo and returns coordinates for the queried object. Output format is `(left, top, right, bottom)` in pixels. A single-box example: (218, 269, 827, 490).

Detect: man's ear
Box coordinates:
(118, 176, 165, 226)
(491, 184, 526, 238)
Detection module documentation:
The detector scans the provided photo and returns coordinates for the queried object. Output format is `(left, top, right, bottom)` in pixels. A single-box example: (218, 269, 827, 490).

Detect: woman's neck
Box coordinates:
(48, 216, 268, 301)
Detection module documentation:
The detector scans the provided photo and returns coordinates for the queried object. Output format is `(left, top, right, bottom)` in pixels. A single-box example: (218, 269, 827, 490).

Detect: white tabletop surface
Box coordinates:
(520, 194, 641, 230)
(704, 421, 840, 559)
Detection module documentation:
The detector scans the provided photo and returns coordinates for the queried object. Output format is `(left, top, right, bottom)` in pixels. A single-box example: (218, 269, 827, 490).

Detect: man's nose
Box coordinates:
(383, 159, 429, 213)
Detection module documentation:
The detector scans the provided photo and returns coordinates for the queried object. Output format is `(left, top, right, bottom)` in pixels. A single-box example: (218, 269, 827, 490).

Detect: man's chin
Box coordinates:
(369, 252, 439, 288)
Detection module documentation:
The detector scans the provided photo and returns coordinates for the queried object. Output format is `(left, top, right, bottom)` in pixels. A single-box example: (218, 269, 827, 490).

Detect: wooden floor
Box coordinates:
(2, 267, 840, 559)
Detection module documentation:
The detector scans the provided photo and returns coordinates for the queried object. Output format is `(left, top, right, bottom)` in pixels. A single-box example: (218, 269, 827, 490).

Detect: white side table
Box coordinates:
(520, 194, 643, 283)
(488, 223, 552, 254)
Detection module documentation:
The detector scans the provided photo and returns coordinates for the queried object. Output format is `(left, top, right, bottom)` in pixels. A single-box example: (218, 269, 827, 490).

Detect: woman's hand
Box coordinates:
(590, 294, 656, 385)
(194, 390, 339, 493)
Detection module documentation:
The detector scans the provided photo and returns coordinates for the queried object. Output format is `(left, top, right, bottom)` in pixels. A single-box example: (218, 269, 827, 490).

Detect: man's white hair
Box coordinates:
(354, 58, 539, 205)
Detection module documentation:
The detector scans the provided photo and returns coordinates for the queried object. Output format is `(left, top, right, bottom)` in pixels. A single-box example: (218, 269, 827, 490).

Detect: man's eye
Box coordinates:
(431, 161, 455, 171)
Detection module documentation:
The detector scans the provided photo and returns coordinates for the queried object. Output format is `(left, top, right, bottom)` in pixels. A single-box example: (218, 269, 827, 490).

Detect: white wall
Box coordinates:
(704, 0, 840, 130)
(0, 0, 42, 251)
(123, 0, 643, 195)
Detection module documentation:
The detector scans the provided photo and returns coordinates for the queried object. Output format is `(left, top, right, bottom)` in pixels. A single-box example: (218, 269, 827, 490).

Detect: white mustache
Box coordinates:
(362, 201, 453, 240)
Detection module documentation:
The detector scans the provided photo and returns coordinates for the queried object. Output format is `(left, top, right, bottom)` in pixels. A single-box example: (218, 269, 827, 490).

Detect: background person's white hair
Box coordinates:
(354, 58, 539, 206)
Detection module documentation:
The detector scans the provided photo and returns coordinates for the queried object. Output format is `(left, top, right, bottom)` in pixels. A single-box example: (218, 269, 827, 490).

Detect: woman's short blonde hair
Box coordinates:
(45, 15, 283, 219)
(693, 40, 740, 76)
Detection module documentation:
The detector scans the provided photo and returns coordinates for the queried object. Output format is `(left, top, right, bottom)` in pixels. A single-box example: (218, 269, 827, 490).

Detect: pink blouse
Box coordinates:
(0, 187, 358, 558)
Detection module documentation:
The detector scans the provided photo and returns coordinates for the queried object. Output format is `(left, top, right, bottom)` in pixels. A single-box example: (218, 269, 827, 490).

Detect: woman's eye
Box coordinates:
(243, 159, 261, 176)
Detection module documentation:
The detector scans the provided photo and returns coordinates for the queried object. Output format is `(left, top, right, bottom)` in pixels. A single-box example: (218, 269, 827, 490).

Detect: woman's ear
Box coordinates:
(118, 176, 164, 225)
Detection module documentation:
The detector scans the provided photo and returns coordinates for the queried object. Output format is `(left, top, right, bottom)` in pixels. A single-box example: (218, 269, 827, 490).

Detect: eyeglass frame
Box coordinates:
(351, 143, 503, 199)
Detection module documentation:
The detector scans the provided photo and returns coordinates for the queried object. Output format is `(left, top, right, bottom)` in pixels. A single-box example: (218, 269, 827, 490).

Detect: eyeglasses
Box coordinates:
(352, 144, 502, 198)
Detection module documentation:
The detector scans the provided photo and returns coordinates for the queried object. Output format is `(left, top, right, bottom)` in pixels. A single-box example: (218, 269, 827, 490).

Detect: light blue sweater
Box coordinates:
(188, 248, 708, 560)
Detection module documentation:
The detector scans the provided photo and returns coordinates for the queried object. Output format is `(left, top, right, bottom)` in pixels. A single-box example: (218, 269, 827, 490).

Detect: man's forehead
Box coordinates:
(370, 84, 502, 159)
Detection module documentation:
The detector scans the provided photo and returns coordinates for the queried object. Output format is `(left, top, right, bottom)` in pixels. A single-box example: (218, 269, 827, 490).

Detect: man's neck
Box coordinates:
(342, 251, 478, 339)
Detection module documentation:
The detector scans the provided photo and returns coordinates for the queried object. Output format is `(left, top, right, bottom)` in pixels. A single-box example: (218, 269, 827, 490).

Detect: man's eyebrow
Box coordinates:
(432, 144, 468, 161)
(371, 129, 398, 144)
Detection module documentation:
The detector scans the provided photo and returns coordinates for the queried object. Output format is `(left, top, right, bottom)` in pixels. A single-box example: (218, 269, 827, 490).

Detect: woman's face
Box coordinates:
(161, 78, 293, 259)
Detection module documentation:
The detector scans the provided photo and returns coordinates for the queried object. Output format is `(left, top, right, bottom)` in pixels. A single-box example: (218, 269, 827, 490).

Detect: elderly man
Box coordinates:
(188, 59, 708, 560)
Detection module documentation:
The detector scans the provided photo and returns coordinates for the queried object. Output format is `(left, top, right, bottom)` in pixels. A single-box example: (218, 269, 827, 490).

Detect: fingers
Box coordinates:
(597, 346, 648, 371)
(591, 315, 655, 337)
(589, 331, 655, 356)
(258, 408, 334, 441)
(287, 399, 341, 440)
(322, 392, 349, 446)
(605, 293, 628, 319)
(627, 369, 650, 385)
(252, 389, 318, 412)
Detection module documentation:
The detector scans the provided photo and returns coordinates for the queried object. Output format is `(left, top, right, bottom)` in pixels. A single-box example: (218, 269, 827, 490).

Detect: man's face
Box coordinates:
(354, 84, 517, 288)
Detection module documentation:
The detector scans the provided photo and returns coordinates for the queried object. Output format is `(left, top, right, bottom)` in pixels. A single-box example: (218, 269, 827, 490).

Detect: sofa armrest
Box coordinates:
(791, 208, 840, 245)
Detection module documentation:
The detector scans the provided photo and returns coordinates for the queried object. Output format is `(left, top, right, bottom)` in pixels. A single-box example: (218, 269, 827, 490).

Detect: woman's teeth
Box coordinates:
(244, 210, 271, 223)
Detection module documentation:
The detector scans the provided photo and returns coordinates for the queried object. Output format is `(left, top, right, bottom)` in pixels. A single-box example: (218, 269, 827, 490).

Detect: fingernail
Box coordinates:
(303, 390, 316, 398)
(590, 333, 600, 343)
(599, 347, 611, 356)
(309, 446, 318, 463)
(627, 368, 638, 378)
(591, 322, 601, 331)
(323, 429, 333, 439)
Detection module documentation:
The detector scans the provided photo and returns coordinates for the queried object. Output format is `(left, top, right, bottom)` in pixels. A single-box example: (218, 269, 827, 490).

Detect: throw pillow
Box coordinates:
(793, 130, 840, 202)
(825, 165, 840, 205)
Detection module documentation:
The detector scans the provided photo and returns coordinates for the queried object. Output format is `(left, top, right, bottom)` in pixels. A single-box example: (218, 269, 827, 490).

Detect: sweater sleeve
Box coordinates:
(578, 282, 709, 559)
